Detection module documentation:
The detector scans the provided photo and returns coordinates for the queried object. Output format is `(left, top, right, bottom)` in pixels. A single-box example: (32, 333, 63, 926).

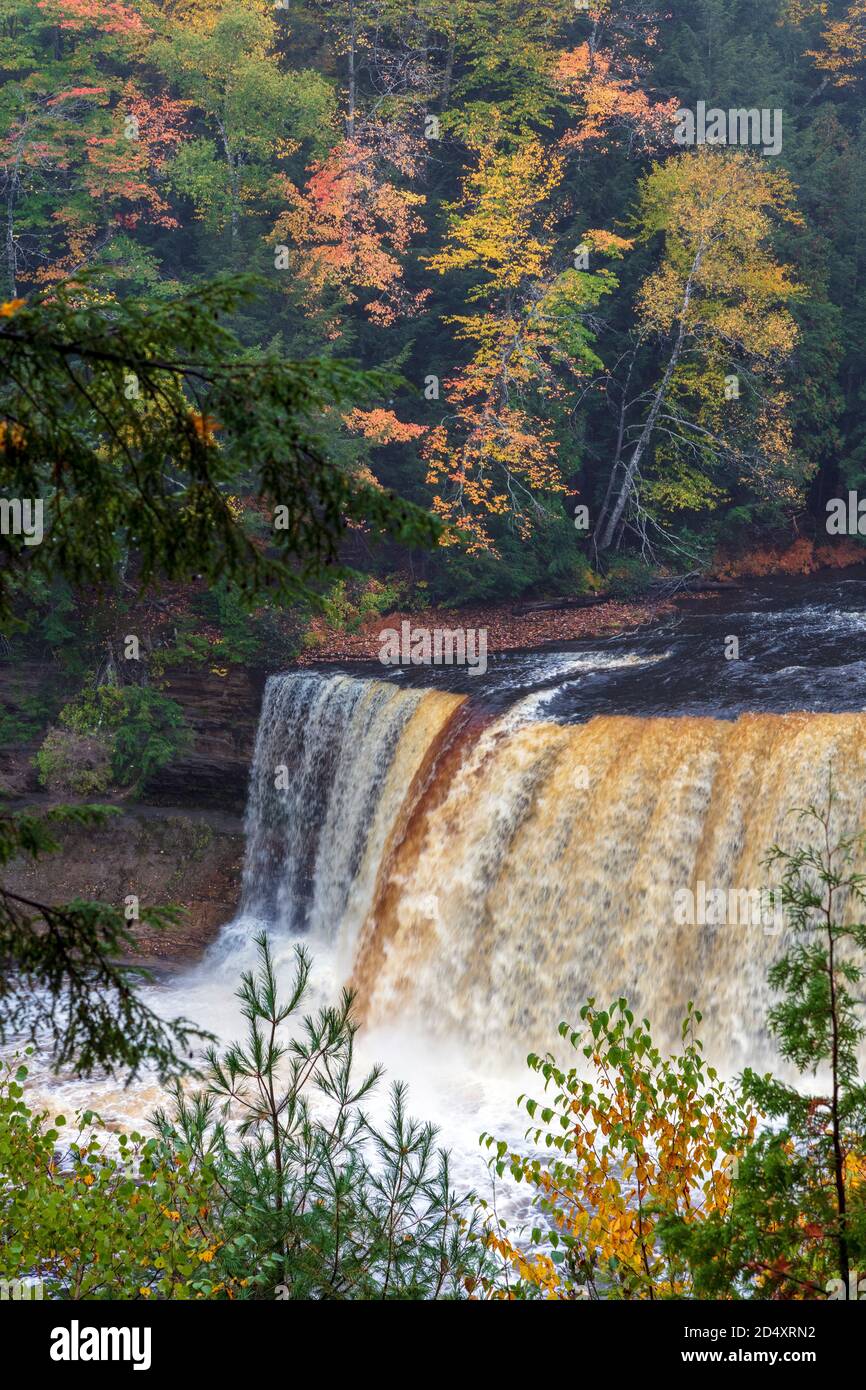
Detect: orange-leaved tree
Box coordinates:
(423, 129, 629, 551)
(273, 122, 429, 332)
(554, 0, 679, 159)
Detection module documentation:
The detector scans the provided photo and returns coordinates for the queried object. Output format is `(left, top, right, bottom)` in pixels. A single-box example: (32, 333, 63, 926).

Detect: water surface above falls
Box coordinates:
(23, 575, 866, 1190)
(305, 571, 866, 719)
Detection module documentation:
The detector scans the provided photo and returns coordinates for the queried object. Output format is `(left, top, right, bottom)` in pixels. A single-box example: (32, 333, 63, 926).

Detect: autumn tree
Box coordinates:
(810, 0, 866, 88)
(554, 0, 679, 160)
(153, 4, 333, 246)
(273, 125, 429, 331)
(0, 0, 186, 292)
(0, 1053, 229, 1298)
(423, 129, 627, 549)
(267, 0, 438, 515)
(438, 0, 567, 136)
(595, 148, 804, 556)
(478, 1000, 756, 1300)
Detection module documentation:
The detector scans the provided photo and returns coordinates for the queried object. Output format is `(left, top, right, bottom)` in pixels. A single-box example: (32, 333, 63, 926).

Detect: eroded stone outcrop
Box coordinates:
(1, 662, 269, 960)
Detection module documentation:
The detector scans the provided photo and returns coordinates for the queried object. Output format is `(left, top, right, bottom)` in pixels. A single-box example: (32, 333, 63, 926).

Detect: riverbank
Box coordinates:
(297, 594, 678, 663)
(1, 799, 244, 961)
(297, 538, 866, 663)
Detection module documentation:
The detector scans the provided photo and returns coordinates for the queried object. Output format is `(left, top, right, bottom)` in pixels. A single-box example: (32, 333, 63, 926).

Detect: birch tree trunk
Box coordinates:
(596, 243, 705, 552)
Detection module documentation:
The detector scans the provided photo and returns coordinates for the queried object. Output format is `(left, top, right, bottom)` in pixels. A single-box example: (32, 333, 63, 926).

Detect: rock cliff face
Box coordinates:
(2, 804, 245, 960)
(143, 665, 267, 813)
(0, 661, 267, 809)
(0, 661, 270, 959)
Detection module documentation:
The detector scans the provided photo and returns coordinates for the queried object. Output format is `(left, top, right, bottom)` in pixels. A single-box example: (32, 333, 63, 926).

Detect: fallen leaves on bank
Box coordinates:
(297, 597, 674, 664)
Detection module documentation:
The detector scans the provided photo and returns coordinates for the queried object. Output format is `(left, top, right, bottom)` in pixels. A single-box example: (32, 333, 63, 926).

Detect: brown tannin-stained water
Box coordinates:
(24, 575, 866, 1189)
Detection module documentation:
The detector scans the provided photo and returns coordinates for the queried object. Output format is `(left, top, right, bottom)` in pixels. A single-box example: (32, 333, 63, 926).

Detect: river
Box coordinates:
(24, 574, 866, 1196)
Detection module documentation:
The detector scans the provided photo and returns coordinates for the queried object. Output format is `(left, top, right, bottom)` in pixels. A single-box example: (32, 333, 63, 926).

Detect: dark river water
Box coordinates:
(309, 571, 866, 721)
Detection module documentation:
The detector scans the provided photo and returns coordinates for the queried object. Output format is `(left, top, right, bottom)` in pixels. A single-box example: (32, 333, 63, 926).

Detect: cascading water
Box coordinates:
(229, 639, 866, 1072)
(233, 671, 463, 972)
(23, 578, 866, 1175)
(353, 709, 866, 1068)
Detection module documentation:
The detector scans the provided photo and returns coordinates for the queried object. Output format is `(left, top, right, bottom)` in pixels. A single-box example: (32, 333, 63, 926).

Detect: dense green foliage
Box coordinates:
(4, 0, 866, 614)
(37, 683, 192, 790)
(0, 936, 489, 1299)
(0, 1052, 220, 1298)
(0, 274, 440, 621)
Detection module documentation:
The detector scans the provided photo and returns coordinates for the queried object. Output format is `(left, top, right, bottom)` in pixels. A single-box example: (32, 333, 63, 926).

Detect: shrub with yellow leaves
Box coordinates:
(476, 999, 757, 1300)
(0, 1052, 235, 1299)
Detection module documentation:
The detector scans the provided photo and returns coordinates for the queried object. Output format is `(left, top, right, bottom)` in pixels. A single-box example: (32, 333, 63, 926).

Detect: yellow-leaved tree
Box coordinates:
(810, 0, 866, 88)
(595, 148, 804, 555)
(476, 999, 757, 1300)
(423, 128, 629, 551)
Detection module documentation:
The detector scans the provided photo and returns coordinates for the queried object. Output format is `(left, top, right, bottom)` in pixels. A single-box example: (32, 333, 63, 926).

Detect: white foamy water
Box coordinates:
(21, 667, 865, 1190)
(22, 919, 529, 1202)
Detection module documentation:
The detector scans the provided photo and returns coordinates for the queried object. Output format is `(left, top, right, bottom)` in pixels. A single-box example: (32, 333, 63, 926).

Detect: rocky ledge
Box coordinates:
(1, 662, 270, 960)
(3, 801, 245, 961)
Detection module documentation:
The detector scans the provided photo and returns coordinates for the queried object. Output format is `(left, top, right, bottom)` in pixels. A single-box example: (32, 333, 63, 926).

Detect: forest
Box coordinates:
(5, 0, 866, 635)
(5, 0, 866, 1335)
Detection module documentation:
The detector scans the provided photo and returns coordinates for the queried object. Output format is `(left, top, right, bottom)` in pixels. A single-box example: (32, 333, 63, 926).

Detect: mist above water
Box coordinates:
(25, 579, 866, 1184)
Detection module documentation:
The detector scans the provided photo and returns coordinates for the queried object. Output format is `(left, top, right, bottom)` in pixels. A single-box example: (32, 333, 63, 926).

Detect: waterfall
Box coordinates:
(236, 671, 866, 1069)
(238, 672, 463, 968)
